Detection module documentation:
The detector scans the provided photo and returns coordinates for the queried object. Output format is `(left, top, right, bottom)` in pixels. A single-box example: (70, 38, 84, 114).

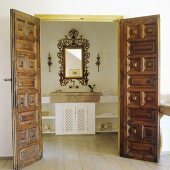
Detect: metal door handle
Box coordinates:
(3, 78, 12, 81)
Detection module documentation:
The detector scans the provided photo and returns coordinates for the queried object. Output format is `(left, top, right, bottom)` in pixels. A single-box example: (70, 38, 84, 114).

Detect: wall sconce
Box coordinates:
(47, 53, 53, 72)
(95, 53, 101, 72)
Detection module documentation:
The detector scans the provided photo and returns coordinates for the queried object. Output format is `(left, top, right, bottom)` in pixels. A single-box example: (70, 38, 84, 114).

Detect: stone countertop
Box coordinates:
(50, 92, 102, 96)
(50, 92, 101, 103)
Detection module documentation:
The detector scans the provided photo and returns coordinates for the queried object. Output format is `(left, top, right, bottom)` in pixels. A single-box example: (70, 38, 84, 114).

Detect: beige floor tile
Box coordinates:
(1, 134, 170, 170)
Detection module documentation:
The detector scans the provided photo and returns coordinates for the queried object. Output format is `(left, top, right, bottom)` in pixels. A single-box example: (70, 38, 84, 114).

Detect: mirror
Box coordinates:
(57, 29, 90, 86)
(65, 48, 83, 78)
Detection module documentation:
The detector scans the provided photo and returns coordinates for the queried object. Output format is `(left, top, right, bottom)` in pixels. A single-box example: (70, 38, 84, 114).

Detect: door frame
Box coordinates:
(35, 14, 123, 152)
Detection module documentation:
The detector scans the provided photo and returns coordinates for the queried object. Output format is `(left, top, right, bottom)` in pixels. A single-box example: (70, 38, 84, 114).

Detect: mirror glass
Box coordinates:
(65, 48, 82, 78)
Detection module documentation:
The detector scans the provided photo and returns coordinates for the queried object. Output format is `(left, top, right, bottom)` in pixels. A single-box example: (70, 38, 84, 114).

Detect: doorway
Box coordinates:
(40, 17, 121, 166)
(11, 10, 160, 169)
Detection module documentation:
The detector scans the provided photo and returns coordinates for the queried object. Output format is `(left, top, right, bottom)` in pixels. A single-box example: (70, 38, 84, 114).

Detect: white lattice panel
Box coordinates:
(76, 106, 88, 134)
(55, 103, 95, 135)
(64, 106, 75, 134)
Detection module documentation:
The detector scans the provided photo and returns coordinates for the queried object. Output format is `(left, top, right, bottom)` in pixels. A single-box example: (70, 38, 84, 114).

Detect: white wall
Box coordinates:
(161, 115, 170, 153)
(40, 21, 118, 95)
(0, 0, 170, 156)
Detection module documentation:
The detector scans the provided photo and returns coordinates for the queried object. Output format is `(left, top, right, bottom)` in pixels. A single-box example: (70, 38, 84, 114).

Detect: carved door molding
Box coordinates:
(11, 9, 42, 169)
(120, 15, 160, 162)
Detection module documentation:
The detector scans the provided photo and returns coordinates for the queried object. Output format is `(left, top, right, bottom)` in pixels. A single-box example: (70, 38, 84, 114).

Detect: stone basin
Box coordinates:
(50, 92, 101, 103)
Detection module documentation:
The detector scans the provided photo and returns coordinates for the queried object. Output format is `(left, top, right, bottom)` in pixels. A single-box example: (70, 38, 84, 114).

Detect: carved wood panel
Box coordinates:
(127, 55, 157, 74)
(127, 141, 155, 160)
(128, 40, 156, 55)
(128, 58, 141, 72)
(18, 111, 37, 129)
(144, 57, 156, 72)
(19, 146, 38, 164)
(128, 76, 156, 87)
(120, 15, 160, 162)
(128, 124, 155, 142)
(128, 109, 156, 123)
(11, 9, 42, 169)
(17, 54, 36, 75)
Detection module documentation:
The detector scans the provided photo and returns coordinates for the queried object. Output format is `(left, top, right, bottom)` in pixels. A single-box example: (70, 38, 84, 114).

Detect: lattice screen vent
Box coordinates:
(65, 108, 74, 132)
(77, 108, 87, 132)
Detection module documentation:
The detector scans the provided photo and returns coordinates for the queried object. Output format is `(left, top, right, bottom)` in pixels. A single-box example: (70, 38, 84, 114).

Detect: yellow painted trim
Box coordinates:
(34, 14, 123, 22)
(116, 20, 121, 153)
(158, 16, 162, 155)
(35, 13, 123, 154)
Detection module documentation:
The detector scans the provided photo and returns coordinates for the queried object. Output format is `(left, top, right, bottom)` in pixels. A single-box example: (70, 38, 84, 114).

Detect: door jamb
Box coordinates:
(35, 14, 123, 153)
(34, 14, 123, 22)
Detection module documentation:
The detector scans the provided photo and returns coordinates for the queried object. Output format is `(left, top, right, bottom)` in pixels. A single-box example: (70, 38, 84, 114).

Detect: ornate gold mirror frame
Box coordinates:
(57, 29, 90, 86)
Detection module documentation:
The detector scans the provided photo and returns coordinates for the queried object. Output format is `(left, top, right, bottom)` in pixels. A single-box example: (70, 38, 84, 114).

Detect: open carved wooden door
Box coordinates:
(120, 15, 160, 162)
(11, 9, 42, 169)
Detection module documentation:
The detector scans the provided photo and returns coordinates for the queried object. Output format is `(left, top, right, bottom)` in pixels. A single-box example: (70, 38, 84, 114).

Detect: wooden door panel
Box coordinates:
(128, 109, 156, 123)
(127, 90, 157, 108)
(128, 76, 156, 88)
(127, 25, 140, 39)
(144, 57, 156, 72)
(128, 124, 142, 140)
(127, 141, 155, 160)
(27, 57, 36, 71)
(127, 91, 141, 106)
(11, 9, 42, 169)
(143, 23, 157, 38)
(18, 111, 37, 128)
(15, 16, 37, 40)
(17, 90, 37, 111)
(127, 55, 157, 74)
(128, 57, 141, 72)
(143, 91, 157, 106)
(18, 128, 38, 148)
(120, 15, 160, 162)
(128, 124, 155, 142)
(18, 130, 28, 147)
(17, 55, 27, 70)
(17, 54, 36, 77)
(142, 125, 155, 142)
(18, 76, 35, 88)
(19, 146, 38, 166)
(16, 40, 36, 54)
(128, 40, 156, 55)
(127, 18, 157, 40)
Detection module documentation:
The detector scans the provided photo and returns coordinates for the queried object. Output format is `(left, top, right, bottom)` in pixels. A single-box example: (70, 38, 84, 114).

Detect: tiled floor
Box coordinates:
(0, 134, 170, 170)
